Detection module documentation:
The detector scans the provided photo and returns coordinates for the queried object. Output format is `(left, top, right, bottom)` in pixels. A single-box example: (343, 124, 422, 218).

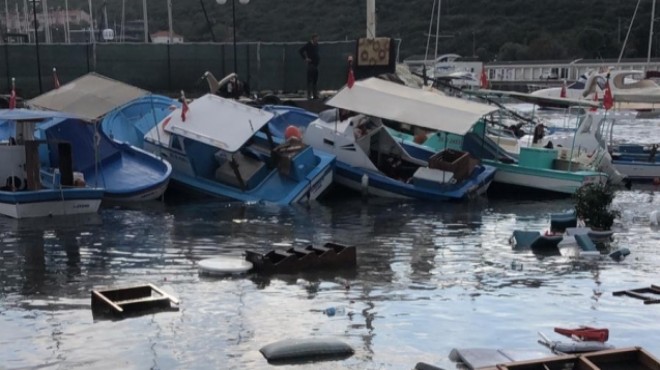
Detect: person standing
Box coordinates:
(299, 33, 320, 99)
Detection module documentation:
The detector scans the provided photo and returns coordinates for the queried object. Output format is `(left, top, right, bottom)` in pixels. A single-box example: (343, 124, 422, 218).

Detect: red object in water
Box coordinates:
(603, 81, 614, 110)
(560, 80, 567, 98)
(554, 326, 609, 342)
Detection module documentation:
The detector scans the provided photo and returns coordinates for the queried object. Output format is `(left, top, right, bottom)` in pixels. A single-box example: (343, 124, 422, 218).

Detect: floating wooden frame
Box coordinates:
(496, 347, 660, 370)
(613, 285, 660, 305)
(91, 283, 180, 319)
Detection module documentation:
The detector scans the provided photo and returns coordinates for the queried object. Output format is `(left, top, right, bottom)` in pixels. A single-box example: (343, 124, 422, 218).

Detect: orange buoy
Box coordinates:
(654, 177, 660, 186)
(285, 125, 302, 140)
(414, 132, 427, 144)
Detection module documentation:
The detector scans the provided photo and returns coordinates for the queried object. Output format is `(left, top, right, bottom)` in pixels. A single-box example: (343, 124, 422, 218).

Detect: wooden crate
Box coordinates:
(91, 283, 179, 319)
(498, 348, 660, 370)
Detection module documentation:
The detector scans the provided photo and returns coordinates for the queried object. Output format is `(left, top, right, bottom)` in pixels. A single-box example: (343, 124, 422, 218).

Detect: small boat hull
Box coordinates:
(0, 188, 103, 219)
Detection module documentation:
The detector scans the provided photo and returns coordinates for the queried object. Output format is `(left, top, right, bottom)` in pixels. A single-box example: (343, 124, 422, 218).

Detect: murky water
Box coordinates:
(1, 192, 659, 370)
(2, 111, 660, 369)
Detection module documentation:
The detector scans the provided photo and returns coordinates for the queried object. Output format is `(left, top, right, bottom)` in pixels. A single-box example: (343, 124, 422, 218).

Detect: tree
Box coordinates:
(573, 183, 620, 231)
(498, 42, 530, 61)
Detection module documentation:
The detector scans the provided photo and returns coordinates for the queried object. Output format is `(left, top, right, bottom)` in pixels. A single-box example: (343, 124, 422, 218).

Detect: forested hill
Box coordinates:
(49, 0, 656, 61)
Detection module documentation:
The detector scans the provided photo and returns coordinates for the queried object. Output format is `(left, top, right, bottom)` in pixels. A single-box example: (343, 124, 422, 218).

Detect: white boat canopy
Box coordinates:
(27, 72, 148, 121)
(165, 94, 274, 152)
(326, 77, 498, 135)
(475, 89, 599, 108)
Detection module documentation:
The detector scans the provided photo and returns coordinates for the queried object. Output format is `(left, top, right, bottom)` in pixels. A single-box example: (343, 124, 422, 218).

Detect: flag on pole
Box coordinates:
(590, 91, 598, 112)
(53, 68, 60, 89)
(9, 78, 16, 110)
(180, 90, 189, 122)
(480, 69, 489, 89)
(560, 80, 567, 98)
(603, 80, 614, 110)
(347, 55, 355, 88)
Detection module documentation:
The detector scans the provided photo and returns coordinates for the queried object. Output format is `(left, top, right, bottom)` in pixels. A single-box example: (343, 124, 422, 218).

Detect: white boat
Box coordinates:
(532, 69, 660, 112)
(301, 78, 496, 201)
(0, 110, 103, 219)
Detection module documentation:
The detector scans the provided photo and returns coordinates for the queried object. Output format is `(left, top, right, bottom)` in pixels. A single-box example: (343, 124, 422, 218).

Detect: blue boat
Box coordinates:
(0, 109, 104, 218)
(141, 93, 335, 204)
(266, 78, 496, 201)
(0, 110, 171, 203)
(102, 95, 180, 149)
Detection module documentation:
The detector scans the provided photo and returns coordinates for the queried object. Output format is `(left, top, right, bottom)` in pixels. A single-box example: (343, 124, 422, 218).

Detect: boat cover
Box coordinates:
(327, 77, 498, 136)
(0, 108, 81, 122)
(475, 89, 599, 109)
(27, 73, 148, 121)
(165, 94, 274, 152)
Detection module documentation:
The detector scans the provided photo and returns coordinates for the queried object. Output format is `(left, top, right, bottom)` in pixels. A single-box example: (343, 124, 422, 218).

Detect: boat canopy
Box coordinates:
(0, 108, 82, 122)
(27, 73, 148, 121)
(475, 89, 599, 108)
(327, 77, 498, 135)
(165, 94, 274, 152)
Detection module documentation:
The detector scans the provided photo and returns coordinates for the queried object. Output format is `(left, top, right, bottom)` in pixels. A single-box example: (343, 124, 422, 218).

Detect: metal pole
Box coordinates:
(42, 0, 50, 43)
(142, 0, 148, 42)
(232, 0, 237, 73)
(120, 0, 125, 42)
(31, 0, 42, 93)
(167, 0, 173, 43)
(649, 0, 656, 63)
(64, 0, 70, 43)
(88, 0, 94, 43)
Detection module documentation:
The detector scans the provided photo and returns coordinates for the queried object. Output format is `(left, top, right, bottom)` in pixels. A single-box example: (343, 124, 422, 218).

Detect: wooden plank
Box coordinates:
(92, 290, 124, 313)
(148, 283, 180, 304)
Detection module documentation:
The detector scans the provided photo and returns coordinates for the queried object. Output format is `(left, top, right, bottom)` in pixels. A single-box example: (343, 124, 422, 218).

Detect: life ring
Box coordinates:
(369, 57, 377, 66)
(372, 40, 381, 52)
(378, 50, 386, 60)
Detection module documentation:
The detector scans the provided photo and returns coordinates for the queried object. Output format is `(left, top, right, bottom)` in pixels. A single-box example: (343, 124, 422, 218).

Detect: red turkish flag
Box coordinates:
(603, 81, 614, 110)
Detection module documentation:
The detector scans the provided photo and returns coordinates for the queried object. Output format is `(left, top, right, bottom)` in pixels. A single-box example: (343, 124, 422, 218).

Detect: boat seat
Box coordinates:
(511, 230, 540, 249)
(411, 167, 454, 185)
(574, 234, 597, 252)
(215, 151, 266, 188)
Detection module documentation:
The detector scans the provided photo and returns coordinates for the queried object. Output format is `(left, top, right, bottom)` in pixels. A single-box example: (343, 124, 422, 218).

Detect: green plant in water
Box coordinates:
(573, 183, 620, 231)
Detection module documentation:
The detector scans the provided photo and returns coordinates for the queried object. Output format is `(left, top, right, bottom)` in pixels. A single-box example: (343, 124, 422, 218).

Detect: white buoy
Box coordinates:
(361, 174, 369, 197)
(650, 210, 659, 226)
(198, 256, 253, 275)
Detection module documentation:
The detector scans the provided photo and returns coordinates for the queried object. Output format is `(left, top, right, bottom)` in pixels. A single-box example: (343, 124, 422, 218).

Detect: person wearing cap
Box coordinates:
(299, 33, 320, 99)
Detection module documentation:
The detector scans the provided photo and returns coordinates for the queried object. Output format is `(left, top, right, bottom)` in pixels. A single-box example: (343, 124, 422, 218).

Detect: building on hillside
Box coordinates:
(150, 31, 184, 44)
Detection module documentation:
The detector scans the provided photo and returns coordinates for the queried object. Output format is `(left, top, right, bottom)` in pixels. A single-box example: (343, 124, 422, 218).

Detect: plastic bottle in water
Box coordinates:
(324, 306, 346, 317)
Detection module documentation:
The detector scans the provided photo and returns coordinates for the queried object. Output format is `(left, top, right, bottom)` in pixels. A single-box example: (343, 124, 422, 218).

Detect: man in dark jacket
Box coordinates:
(299, 33, 320, 99)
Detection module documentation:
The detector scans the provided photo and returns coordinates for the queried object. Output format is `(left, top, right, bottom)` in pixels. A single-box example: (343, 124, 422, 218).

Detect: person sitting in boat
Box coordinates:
(532, 123, 546, 144)
(649, 144, 658, 163)
(318, 108, 353, 123)
(508, 122, 526, 138)
(0, 176, 20, 191)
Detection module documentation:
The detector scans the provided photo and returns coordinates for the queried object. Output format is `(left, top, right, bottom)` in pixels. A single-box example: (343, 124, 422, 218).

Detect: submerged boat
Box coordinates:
(25, 72, 173, 201)
(102, 95, 179, 149)
(142, 93, 335, 204)
(0, 110, 104, 218)
(387, 100, 612, 195)
(288, 78, 496, 200)
(0, 112, 171, 202)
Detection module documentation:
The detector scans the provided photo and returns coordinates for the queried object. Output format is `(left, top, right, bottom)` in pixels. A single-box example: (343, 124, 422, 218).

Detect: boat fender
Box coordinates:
(609, 247, 631, 262)
(259, 338, 354, 363)
(414, 362, 446, 370)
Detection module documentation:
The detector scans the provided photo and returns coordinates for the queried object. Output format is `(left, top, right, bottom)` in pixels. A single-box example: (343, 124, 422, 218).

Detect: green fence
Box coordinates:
(0, 40, 399, 98)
